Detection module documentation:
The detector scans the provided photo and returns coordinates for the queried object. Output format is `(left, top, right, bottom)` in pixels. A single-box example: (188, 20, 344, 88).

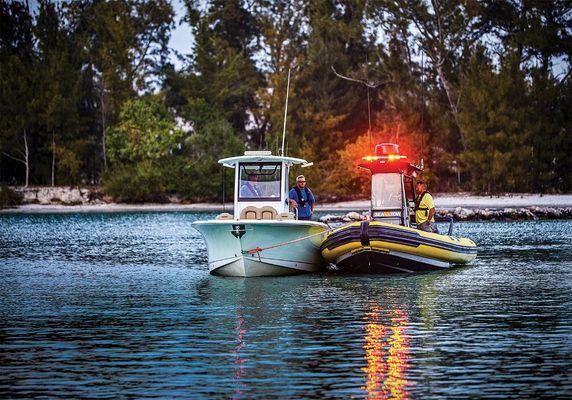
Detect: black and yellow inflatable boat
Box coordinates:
(321, 142, 477, 274)
(321, 220, 477, 273)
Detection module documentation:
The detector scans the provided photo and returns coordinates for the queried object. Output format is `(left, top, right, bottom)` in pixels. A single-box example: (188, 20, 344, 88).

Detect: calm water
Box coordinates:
(1, 212, 571, 399)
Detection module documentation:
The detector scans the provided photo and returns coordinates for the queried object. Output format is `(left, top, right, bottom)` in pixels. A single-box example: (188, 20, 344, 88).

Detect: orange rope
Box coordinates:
(242, 222, 353, 255)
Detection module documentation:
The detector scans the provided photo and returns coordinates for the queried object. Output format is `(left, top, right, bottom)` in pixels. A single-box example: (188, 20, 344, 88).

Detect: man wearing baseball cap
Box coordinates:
(289, 175, 316, 220)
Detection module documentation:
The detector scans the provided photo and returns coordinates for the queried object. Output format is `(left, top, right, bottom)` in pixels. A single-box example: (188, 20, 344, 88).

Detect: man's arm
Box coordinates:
(289, 189, 298, 209)
(426, 194, 436, 221)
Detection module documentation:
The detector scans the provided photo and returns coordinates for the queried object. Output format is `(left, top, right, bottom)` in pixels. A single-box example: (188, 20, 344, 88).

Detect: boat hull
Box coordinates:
(321, 221, 477, 274)
(193, 219, 328, 277)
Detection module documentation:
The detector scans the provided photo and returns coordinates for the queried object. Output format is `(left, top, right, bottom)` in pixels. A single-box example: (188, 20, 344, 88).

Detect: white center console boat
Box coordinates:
(193, 151, 328, 277)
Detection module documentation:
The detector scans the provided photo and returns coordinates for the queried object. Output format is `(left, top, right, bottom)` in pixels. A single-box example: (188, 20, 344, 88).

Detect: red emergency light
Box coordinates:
(362, 143, 407, 162)
(359, 143, 421, 176)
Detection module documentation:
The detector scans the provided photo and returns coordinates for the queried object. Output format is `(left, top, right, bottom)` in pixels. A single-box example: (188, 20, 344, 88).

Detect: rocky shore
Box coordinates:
(3, 186, 572, 220)
(438, 206, 572, 221)
(12, 186, 107, 205)
(320, 206, 572, 223)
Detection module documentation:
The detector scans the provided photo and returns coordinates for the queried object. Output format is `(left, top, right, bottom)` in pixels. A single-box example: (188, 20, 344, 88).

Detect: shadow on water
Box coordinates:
(0, 214, 571, 398)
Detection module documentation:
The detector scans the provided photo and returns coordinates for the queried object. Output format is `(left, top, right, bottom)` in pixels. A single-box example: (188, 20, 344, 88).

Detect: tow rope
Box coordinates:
(242, 223, 353, 257)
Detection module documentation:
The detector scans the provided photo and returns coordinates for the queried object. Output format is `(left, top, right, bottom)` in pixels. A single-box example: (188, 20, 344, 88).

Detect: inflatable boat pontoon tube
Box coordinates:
(321, 220, 477, 273)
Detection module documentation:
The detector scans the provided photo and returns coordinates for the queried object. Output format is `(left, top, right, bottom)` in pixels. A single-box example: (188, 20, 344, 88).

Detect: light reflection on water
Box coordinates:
(362, 307, 410, 400)
(0, 213, 571, 398)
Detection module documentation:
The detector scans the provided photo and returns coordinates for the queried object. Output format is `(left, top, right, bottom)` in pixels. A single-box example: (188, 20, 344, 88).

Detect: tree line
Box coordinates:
(1, 0, 570, 202)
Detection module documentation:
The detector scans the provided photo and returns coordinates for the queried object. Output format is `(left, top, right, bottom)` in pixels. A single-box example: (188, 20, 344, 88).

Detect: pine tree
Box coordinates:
(35, 1, 81, 185)
(0, 1, 38, 187)
(65, 0, 174, 171)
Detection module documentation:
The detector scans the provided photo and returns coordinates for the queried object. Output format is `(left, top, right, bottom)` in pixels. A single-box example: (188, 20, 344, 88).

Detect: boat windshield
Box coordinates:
(238, 162, 282, 201)
(372, 173, 403, 209)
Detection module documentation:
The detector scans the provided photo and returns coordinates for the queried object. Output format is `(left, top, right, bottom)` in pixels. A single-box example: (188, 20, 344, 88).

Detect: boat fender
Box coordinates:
(360, 220, 370, 246)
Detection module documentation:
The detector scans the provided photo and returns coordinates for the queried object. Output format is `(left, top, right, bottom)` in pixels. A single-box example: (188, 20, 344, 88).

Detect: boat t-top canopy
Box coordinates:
(218, 151, 307, 168)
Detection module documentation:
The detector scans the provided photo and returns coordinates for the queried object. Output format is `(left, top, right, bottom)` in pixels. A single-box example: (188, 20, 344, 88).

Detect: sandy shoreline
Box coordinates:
(1, 193, 571, 214)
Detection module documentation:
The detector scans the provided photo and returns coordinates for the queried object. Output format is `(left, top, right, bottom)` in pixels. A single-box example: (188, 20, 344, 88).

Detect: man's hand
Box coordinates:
(289, 199, 298, 209)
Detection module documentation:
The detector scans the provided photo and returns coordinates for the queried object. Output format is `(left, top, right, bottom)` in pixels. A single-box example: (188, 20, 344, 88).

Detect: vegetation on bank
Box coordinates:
(0, 185, 22, 209)
(1, 1, 570, 203)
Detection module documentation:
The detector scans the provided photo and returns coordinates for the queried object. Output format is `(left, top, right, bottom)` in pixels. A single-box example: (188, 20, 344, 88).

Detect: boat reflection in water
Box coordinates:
(362, 306, 410, 400)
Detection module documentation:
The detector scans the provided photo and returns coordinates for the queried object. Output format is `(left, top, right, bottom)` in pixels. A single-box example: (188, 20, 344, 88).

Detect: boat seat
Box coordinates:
(216, 212, 233, 220)
(240, 206, 259, 220)
(277, 212, 295, 220)
(259, 206, 278, 220)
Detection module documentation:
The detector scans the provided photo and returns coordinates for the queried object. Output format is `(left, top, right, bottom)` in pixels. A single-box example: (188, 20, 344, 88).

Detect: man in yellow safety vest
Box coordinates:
(414, 180, 438, 233)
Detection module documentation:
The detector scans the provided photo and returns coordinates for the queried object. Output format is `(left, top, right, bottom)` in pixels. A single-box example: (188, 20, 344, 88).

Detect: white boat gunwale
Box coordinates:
(193, 219, 327, 227)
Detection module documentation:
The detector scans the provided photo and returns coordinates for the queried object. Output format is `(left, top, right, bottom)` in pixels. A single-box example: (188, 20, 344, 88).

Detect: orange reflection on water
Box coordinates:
(361, 308, 410, 400)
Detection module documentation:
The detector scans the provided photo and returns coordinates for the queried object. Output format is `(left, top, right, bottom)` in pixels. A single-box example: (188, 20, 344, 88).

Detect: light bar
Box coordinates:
(362, 154, 407, 162)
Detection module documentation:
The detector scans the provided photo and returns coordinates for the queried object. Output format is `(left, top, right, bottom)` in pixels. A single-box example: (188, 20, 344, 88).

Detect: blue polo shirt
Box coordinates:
(289, 186, 315, 219)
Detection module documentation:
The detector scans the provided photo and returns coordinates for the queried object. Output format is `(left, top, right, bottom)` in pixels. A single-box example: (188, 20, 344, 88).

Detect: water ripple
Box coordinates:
(1, 214, 571, 398)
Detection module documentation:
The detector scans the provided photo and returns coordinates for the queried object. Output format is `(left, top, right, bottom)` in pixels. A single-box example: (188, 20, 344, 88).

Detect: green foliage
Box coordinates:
(169, 119, 244, 200)
(103, 96, 189, 202)
(459, 52, 550, 192)
(102, 161, 167, 203)
(0, 185, 22, 208)
(527, 70, 572, 192)
(55, 145, 82, 185)
(0, 184, 23, 209)
(106, 97, 185, 165)
(0, 0, 570, 197)
(169, 0, 263, 132)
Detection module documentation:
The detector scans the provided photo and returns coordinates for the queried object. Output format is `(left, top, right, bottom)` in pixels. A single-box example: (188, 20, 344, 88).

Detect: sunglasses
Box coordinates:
(298, 181, 306, 183)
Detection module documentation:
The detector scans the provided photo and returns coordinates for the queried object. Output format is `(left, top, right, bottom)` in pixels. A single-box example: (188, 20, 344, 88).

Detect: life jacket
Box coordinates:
(415, 191, 431, 217)
(293, 186, 311, 207)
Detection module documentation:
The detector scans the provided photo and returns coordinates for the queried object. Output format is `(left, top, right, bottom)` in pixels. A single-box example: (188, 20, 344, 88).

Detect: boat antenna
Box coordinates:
(421, 53, 425, 159)
(331, 65, 386, 153)
(367, 86, 371, 151)
(280, 68, 291, 157)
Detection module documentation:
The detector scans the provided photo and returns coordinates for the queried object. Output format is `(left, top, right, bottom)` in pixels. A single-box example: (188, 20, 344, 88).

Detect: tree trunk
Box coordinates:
(51, 131, 55, 186)
(435, 62, 467, 151)
(24, 129, 29, 188)
(98, 81, 107, 171)
(101, 92, 107, 170)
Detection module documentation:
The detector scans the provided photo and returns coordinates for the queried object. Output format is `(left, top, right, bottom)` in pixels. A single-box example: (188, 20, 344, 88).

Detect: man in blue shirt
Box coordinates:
(240, 174, 262, 198)
(289, 175, 316, 220)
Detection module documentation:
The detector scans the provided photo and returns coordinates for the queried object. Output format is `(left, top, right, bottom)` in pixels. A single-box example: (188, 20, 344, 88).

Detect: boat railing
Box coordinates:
(435, 215, 454, 235)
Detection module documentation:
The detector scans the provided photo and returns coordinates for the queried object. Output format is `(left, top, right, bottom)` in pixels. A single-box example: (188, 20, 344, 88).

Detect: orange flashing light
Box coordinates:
(387, 154, 407, 161)
(362, 154, 407, 162)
